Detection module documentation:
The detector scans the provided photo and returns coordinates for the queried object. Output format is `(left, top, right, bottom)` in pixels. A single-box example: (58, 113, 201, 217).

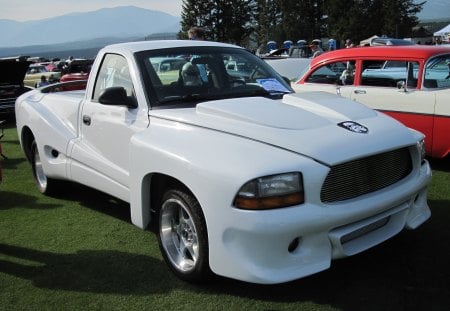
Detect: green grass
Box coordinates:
(1, 121, 449, 311)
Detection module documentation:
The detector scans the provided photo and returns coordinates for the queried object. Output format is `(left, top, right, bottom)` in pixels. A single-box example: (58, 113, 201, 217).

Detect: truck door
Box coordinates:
(70, 53, 148, 200)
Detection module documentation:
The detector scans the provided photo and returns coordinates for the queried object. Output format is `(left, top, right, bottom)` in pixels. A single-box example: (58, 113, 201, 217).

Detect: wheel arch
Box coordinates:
(20, 126, 35, 163)
(135, 172, 199, 230)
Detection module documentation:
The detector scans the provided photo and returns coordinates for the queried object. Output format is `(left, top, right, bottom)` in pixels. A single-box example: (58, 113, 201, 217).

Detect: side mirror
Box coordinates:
(98, 87, 137, 108)
(397, 80, 407, 92)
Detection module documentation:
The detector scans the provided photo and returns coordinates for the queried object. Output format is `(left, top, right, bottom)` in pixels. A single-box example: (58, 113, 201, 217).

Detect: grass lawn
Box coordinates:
(1, 120, 449, 311)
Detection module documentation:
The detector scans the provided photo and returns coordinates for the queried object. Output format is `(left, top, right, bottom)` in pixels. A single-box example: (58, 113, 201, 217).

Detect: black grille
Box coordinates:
(321, 147, 412, 203)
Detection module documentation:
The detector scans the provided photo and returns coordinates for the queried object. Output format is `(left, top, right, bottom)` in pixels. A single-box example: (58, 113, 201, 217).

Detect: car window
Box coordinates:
(27, 66, 48, 74)
(424, 55, 450, 89)
(306, 61, 355, 85)
(361, 60, 419, 88)
(92, 53, 135, 101)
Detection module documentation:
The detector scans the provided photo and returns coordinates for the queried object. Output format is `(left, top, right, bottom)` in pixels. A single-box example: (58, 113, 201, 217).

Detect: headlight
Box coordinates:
(234, 172, 304, 210)
(417, 139, 426, 164)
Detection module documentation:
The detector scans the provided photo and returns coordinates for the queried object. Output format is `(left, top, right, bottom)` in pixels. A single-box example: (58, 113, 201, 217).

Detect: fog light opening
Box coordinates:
(288, 237, 301, 253)
(51, 149, 59, 158)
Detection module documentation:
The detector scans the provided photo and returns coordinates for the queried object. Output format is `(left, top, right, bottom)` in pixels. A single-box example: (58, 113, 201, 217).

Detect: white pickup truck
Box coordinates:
(15, 40, 431, 284)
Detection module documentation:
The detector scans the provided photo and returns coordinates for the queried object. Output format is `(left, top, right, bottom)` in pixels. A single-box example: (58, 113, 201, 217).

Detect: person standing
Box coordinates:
(186, 26, 208, 82)
(345, 39, 354, 48)
(37, 75, 50, 87)
(309, 41, 323, 58)
(188, 27, 205, 40)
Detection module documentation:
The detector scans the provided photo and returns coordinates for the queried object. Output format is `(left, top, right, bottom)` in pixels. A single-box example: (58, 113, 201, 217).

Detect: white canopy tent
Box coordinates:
(434, 24, 450, 41)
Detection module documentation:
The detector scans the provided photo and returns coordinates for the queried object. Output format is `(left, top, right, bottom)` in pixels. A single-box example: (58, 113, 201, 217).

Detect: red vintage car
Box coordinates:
(60, 59, 93, 82)
(293, 45, 450, 158)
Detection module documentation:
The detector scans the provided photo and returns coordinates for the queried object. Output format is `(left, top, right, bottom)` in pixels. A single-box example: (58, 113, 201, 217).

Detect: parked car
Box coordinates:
(24, 63, 61, 87)
(293, 45, 450, 158)
(60, 59, 94, 82)
(149, 57, 187, 85)
(16, 40, 431, 284)
(0, 56, 33, 116)
(370, 37, 415, 46)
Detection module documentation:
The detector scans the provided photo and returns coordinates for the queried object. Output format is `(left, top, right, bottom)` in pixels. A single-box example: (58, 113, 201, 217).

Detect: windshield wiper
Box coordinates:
(159, 93, 208, 104)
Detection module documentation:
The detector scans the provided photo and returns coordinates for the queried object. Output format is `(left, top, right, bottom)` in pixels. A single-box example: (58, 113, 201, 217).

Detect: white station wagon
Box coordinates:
(15, 40, 431, 284)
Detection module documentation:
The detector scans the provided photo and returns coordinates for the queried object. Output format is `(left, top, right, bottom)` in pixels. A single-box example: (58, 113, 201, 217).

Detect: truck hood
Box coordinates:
(149, 92, 418, 165)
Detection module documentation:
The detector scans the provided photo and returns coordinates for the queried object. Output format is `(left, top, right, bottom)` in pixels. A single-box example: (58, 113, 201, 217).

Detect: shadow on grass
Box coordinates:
(0, 191, 62, 210)
(428, 157, 450, 172)
(3, 179, 448, 309)
(0, 156, 27, 169)
(0, 243, 173, 294)
(47, 181, 132, 223)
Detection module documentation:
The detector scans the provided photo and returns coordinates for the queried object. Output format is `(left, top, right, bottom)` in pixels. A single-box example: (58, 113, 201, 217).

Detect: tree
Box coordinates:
(179, 1, 212, 39)
(180, 0, 256, 45)
(253, 0, 332, 50)
(180, 0, 425, 48)
(324, 0, 424, 45)
(279, 0, 315, 42)
(253, 0, 282, 49)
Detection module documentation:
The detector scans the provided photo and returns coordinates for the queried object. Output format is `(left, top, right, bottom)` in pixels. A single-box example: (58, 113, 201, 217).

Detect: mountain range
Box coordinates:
(0, 6, 180, 48)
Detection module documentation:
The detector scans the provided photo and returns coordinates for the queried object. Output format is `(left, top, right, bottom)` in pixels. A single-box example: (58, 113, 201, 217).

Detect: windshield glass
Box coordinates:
(136, 46, 293, 107)
(424, 54, 450, 89)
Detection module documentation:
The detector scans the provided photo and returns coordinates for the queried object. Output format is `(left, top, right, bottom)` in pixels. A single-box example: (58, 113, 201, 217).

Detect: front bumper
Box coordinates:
(208, 161, 431, 284)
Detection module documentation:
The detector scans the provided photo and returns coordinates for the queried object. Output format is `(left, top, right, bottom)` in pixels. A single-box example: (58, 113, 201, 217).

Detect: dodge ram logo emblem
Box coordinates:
(338, 121, 369, 134)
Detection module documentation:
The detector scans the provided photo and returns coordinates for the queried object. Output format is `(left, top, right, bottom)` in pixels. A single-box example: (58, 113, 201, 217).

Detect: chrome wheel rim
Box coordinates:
(34, 146, 47, 190)
(160, 198, 199, 273)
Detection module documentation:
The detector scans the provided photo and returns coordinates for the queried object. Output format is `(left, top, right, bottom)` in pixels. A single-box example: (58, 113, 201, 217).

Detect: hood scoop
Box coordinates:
(196, 96, 332, 130)
(196, 92, 376, 130)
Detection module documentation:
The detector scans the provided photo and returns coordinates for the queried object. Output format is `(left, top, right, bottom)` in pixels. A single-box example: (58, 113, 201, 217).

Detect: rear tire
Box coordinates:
(158, 188, 212, 283)
(31, 140, 58, 195)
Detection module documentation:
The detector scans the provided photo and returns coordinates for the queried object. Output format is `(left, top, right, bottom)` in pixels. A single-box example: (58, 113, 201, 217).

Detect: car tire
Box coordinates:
(31, 140, 58, 195)
(158, 188, 212, 283)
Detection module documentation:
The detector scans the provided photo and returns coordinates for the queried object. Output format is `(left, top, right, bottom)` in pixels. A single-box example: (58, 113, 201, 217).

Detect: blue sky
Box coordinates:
(0, 0, 448, 22)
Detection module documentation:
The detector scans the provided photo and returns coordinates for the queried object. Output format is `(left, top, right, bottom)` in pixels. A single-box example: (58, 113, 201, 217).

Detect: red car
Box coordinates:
(294, 45, 450, 158)
(60, 59, 93, 82)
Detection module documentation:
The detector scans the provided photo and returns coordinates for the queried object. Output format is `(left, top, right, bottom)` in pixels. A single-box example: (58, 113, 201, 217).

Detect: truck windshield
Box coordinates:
(136, 46, 293, 107)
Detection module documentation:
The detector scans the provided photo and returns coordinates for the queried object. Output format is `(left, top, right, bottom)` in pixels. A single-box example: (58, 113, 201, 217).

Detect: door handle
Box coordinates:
(354, 89, 366, 94)
(82, 115, 91, 126)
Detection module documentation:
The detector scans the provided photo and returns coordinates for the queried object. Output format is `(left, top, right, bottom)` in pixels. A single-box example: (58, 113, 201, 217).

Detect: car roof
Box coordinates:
(311, 45, 450, 66)
(101, 40, 242, 55)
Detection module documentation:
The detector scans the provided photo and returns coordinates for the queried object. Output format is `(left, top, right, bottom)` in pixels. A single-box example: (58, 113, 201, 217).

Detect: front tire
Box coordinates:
(158, 188, 211, 282)
(31, 140, 58, 195)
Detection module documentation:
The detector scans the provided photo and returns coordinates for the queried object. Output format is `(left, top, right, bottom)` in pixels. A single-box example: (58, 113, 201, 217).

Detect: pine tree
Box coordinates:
(180, 0, 256, 45)
(325, 0, 424, 45)
(179, 0, 425, 48)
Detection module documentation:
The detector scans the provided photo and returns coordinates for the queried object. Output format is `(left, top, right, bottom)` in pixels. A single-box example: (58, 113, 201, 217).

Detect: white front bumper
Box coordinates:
(208, 161, 431, 284)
